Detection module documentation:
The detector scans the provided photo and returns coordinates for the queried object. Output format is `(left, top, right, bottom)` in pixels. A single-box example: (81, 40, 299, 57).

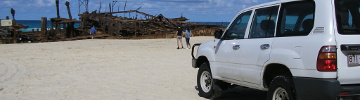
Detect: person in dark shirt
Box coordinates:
(175, 27, 184, 49)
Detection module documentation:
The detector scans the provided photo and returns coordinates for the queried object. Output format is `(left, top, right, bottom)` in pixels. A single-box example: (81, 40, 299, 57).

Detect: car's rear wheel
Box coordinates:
(267, 75, 295, 100)
(197, 62, 213, 99)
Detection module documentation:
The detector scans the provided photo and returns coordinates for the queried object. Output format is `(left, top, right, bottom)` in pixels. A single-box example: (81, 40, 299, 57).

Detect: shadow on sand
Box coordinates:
(217, 86, 267, 100)
(196, 86, 268, 100)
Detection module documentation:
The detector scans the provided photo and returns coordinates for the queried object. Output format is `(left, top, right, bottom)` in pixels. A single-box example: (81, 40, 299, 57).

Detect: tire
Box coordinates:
(215, 80, 231, 90)
(267, 76, 296, 100)
(197, 62, 214, 99)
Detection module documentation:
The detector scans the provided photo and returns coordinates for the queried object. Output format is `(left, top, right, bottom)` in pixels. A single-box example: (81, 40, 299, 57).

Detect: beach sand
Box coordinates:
(0, 36, 214, 100)
(0, 36, 268, 100)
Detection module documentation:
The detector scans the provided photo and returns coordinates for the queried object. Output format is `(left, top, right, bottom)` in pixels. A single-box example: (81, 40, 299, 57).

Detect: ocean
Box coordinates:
(14, 20, 230, 32)
(15, 20, 81, 32)
(192, 22, 230, 27)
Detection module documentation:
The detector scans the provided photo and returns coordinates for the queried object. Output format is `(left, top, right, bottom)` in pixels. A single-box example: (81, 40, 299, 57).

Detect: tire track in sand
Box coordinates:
(0, 58, 25, 84)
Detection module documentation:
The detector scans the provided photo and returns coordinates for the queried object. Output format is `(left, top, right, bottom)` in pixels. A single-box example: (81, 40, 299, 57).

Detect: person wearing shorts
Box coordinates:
(90, 26, 96, 39)
(175, 27, 184, 49)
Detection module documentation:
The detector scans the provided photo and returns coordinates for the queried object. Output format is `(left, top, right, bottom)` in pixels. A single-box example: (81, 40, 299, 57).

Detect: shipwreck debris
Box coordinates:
(0, 8, 29, 43)
(0, 0, 226, 44)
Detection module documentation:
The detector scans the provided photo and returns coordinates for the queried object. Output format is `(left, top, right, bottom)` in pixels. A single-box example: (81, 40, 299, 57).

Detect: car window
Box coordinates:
(277, 1, 315, 37)
(249, 6, 279, 38)
(223, 11, 252, 40)
(299, 14, 314, 31)
(335, 0, 360, 34)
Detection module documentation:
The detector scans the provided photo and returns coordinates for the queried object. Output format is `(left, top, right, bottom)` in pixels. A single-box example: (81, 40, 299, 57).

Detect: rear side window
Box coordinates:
(249, 6, 279, 38)
(223, 11, 252, 40)
(335, 0, 360, 34)
(276, 1, 315, 37)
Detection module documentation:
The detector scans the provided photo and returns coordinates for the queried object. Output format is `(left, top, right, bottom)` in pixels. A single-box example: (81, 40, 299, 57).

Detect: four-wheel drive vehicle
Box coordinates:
(191, 0, 360, 100)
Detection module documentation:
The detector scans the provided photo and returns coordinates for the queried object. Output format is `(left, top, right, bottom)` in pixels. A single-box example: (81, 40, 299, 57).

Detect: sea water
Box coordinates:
(14, 20, 230, 32)
(15, 20, 81, 32)
(192, 22, 230, 27)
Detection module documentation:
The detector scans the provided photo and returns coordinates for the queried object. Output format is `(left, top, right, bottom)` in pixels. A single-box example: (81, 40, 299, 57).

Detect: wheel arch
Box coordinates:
(195, 56, 209, 68)
(263, 63, 293, 88)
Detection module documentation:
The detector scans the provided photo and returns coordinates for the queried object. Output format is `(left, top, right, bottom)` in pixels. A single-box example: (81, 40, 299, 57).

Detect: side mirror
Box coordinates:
(214, 29, 223, 39)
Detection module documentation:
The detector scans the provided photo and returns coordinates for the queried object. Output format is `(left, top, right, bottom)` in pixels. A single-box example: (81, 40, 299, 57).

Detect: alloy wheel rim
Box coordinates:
(272, 87, 289, 100)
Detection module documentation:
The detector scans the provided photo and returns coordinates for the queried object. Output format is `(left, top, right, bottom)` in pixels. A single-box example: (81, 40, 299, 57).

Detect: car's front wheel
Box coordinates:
(197, 62, 213, 99)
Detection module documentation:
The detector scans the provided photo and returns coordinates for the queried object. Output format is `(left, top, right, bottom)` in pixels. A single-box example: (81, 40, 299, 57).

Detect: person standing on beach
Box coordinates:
(185, 28, 191, 49)
(90, 26, 96, 39)
(175, 27, 184, 49)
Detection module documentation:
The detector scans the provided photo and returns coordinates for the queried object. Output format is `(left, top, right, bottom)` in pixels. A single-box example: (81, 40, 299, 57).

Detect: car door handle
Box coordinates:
(233, 45, 240, 50)
(260, 44, 270, 50)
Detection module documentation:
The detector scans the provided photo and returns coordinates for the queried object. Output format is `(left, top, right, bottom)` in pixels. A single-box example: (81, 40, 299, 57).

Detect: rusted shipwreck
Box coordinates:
(0, 0, 225, 44)
(0, 8, 29, 43)
(78, 10, 224, 39)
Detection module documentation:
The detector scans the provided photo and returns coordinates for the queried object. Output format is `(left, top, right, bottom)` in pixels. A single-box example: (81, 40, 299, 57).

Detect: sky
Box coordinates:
(0, 0, 276, 22)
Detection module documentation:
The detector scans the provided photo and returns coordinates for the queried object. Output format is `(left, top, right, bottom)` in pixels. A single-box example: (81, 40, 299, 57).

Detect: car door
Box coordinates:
(215, 11, 252, 81)
(334, 0, 360, 84)
(238, 6, 279, 85)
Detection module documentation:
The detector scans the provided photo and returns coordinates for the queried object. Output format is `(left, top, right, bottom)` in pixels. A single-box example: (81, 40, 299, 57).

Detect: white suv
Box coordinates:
(191, 0, 360, 100)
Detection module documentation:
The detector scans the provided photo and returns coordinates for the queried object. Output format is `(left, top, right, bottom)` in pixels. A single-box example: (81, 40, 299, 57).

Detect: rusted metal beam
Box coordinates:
(65, 1, 72, 19)
(56, 0, 60, 18)
(98, 10, 157, 18)
(10, 8, 15, 21)
(41, 17, 47, 39)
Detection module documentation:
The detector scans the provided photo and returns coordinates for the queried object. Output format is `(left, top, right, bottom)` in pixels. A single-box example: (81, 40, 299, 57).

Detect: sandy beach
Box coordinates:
(0, 36, 266, 100)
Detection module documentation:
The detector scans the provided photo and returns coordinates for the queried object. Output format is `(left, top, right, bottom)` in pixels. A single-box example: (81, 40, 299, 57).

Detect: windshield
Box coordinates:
(335, 0, 360, 34)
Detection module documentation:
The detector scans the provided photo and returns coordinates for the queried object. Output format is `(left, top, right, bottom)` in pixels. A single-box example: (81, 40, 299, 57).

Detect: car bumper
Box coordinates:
(192, 58, 197, 68)
(191, 43, 201, 68)
(293, 77, 360, 100)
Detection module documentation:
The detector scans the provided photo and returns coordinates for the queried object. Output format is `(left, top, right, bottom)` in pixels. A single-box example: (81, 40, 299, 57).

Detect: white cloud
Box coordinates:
(0, 0, 18, 7)
(3, 0, 54, 8)
(3, 1, 17, 5)
(35, 0, 52, 7)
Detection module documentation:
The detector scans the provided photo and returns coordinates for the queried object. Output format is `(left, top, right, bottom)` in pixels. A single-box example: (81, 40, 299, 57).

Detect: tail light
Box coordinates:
(317, 46, 337, 71)
(338, 91, 350, 96)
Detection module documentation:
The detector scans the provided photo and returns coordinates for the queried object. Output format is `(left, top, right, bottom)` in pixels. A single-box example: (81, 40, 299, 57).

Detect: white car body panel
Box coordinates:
(194, 0, 360, 93)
